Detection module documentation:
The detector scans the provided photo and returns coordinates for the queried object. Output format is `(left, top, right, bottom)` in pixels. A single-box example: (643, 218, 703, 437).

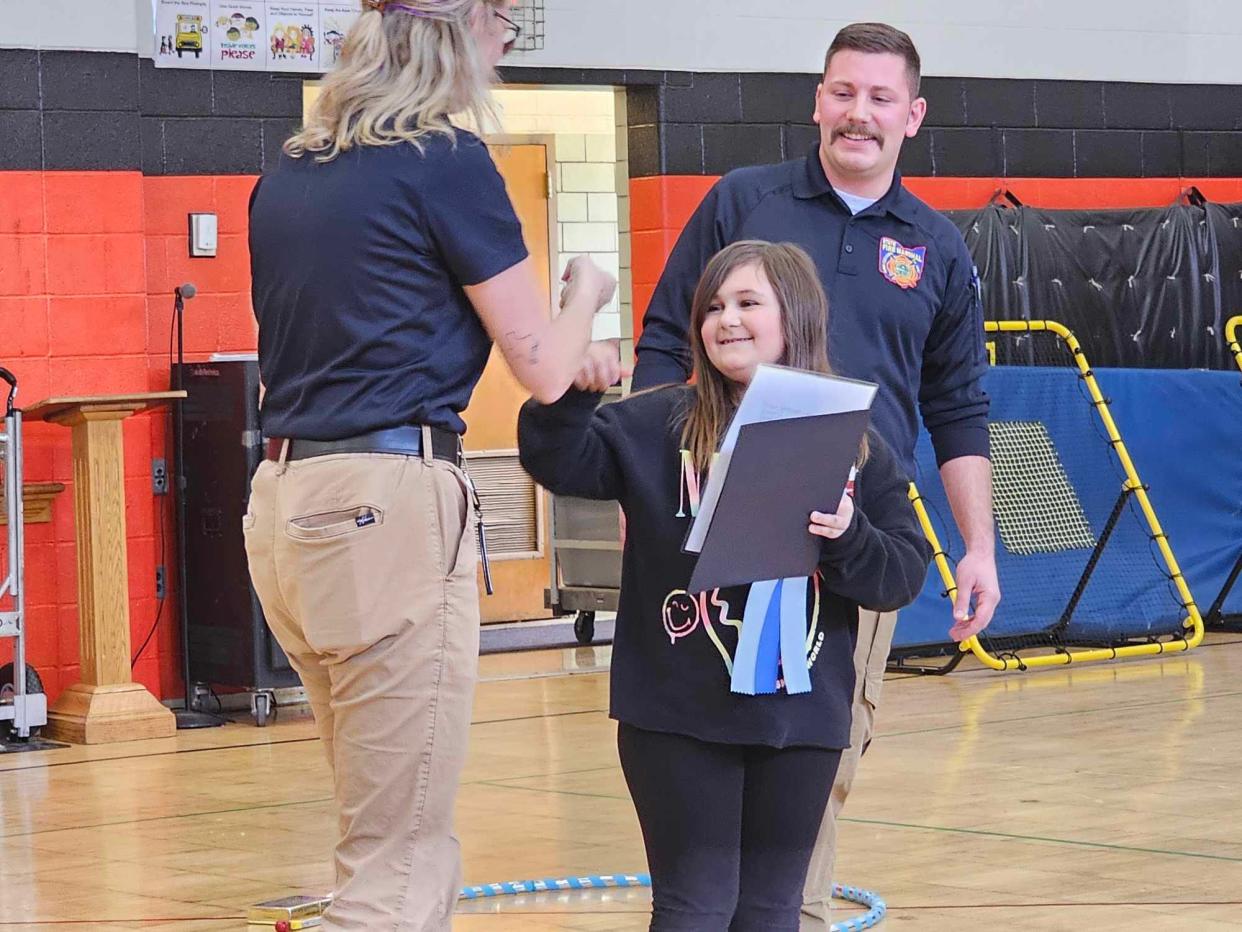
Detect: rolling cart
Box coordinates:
(0, 367, 48, 744)
(545, 494, 622, 644)
(542, 383, 625, 645)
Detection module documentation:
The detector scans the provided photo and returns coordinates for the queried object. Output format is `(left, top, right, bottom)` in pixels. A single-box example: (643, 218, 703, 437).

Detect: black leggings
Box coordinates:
(617, 723, 842, 932)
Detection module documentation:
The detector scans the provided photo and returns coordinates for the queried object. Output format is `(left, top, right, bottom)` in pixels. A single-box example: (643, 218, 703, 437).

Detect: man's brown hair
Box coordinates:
(824, 22, 921, 98)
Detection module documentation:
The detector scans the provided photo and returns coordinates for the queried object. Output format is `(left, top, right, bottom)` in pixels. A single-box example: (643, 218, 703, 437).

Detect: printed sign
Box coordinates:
(211, 1, 267, 69)
(156, 0, 362, 72)
(265, 2, 320, 72)
(318, 3, 359, 70)
(155, 0, 214, 70)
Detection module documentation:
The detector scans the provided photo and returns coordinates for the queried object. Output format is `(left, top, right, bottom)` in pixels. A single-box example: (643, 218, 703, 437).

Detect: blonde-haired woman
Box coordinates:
(244, 2, 616, 929)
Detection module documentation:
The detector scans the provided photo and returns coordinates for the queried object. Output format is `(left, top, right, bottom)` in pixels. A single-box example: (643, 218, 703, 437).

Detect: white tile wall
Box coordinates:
(558, 192, 589, 222)
(557, 133, 587, 162)
(588, 192, 618, 222)
(561, 221, 617, 253)
(492, 86, 627, 343)
(585, 133, 617, 163)
(614, 87, 633, 361)
(560, 162, 617, 193)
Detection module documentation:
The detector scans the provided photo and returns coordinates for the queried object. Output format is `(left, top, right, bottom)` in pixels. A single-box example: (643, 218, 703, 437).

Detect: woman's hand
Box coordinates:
(809, 492, 854, 540)
(561, 255, 617, 314)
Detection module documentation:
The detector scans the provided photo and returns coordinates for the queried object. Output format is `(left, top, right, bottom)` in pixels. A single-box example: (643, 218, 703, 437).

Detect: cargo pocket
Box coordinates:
(858, 610, 896, 749)
(862, 670, 883, 712)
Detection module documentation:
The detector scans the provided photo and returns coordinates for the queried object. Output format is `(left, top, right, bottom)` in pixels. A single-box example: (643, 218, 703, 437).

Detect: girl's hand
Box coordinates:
(574, 339, 630, 391)
(809, 492, 854, 540)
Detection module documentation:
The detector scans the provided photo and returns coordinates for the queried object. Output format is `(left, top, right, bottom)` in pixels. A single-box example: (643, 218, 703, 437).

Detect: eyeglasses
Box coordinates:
(494, 8, 521, 53)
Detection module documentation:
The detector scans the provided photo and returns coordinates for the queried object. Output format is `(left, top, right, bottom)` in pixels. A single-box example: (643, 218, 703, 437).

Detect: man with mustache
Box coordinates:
(630, 22, 999, 929)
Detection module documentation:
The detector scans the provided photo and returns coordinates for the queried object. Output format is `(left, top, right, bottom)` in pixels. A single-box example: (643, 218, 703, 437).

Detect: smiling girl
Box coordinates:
(518, 240, 931, 931)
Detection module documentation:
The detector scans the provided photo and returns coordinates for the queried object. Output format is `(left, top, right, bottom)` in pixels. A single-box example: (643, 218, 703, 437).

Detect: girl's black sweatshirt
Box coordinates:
(519, 385, 932, 750)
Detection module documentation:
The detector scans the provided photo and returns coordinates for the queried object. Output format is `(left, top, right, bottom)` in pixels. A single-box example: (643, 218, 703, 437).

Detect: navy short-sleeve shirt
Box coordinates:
(249, 130, 528, 439)
(631, 145, 990, 476)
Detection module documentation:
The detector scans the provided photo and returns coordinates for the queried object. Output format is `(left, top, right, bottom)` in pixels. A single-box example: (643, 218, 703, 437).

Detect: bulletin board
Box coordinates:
(153, 0, 360, 72)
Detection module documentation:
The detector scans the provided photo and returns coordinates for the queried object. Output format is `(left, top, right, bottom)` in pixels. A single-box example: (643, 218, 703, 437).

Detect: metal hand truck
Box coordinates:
(0, 367, 47, 742)
(542, 387, 624, 645)
(545, 494, 622, 644)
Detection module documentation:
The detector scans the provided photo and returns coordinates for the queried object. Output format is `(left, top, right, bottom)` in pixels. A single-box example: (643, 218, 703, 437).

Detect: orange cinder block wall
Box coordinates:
(0, 169, 258, 703)
(6, 166, 1242, 704)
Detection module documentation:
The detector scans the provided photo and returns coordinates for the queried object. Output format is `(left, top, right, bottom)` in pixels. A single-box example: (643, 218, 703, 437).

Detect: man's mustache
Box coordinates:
(831, 122, 883, 149)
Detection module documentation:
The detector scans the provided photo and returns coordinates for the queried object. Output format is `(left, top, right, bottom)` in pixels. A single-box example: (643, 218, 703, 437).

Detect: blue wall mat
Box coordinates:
(894, 367, 1242, 653)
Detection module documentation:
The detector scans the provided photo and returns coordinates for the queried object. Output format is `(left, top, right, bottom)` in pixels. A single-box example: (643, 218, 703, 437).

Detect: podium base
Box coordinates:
(45, 683, 177, 744)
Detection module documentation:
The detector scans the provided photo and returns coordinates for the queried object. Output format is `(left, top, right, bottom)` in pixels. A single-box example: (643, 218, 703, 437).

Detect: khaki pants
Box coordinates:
(799, 608, 897, 931)
(244, 451, 479, 932)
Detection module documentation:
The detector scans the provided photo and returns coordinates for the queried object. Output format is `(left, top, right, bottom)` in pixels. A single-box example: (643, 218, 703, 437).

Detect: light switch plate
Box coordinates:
(188, 212, 218, 258)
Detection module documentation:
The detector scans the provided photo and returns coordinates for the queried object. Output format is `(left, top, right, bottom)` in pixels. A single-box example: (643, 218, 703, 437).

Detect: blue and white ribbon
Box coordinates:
(731, 576, 811, 695)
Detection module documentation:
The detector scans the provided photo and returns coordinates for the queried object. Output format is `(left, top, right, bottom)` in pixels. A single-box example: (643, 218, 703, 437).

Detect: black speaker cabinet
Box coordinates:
(176, 359, 299, 693)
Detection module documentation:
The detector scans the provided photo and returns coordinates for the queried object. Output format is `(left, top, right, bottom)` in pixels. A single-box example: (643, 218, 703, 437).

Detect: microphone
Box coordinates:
(176, 282, 197, 300)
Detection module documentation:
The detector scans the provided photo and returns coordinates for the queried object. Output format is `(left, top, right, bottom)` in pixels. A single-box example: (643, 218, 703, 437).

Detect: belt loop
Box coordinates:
(421, 425, 433, 465)
(276, 438, 290, 475)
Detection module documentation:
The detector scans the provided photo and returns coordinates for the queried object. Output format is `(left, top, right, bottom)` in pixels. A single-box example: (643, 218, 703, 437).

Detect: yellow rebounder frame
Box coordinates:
(909, 319, 1204, 671)
(1227, 315, 1242, 375)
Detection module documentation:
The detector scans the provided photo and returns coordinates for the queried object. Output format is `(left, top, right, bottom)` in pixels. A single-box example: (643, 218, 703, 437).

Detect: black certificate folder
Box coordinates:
(686, 409, 871, 594)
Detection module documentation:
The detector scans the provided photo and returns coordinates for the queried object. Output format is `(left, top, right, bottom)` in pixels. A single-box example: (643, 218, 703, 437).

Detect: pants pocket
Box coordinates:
(861, 610, 900, 722)
(275, 457, 425, 654)
(286, 505, 384, 541)
(281, 510, 393, 649)
(862, 670, 883, 710)
(430, 461, 476, 581)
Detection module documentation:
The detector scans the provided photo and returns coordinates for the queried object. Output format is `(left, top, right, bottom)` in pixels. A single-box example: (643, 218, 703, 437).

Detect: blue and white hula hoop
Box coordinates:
(460, 874, 886, 930)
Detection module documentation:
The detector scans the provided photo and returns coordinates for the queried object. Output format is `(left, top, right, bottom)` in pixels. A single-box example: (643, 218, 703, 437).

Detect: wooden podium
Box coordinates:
(24, 392, 186, 744)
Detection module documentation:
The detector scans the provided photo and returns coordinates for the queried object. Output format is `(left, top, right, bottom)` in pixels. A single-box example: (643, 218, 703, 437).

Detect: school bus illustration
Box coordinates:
(176, 15, 205, 58)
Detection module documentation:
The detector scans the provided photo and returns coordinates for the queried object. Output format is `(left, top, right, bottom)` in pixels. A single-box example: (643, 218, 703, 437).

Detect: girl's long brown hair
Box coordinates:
(679, 240, 869, 473)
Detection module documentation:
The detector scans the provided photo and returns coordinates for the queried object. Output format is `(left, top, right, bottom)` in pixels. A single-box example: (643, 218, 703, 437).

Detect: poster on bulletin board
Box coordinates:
(318, 3, 360, 71)
(265, 2, 320, 72)
(210, 1, 268, 69)
(155, 0, 214, 69)
(154, 0, 362, 72)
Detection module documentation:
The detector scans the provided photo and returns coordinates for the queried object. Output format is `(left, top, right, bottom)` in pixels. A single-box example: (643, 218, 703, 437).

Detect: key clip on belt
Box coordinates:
(448, 434, 493, 597)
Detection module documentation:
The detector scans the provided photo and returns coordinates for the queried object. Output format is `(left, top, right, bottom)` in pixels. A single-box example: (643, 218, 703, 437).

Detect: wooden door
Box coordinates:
(460, 143, 553, 623)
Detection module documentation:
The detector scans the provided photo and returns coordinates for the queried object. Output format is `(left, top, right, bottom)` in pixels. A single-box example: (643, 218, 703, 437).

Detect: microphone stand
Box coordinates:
(171, 285, 224, 729)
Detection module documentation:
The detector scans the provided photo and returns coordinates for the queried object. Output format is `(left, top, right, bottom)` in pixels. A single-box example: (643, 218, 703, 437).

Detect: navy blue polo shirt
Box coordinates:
(249, 130, 527, 440)
(632, 145, 989, 475)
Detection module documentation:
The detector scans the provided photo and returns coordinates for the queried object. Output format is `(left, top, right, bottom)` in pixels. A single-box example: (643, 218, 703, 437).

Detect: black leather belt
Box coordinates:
(265, 426, 461, 464)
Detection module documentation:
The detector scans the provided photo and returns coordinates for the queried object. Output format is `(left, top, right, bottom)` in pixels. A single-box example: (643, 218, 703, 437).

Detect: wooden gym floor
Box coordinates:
(3, 634, 1242, 931)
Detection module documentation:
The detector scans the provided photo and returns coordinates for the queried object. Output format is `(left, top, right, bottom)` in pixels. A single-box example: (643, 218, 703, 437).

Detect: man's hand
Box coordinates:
(949, 549, 1000, 642)
(939, 455, 999, 642)
(574, 339, 629, 392)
